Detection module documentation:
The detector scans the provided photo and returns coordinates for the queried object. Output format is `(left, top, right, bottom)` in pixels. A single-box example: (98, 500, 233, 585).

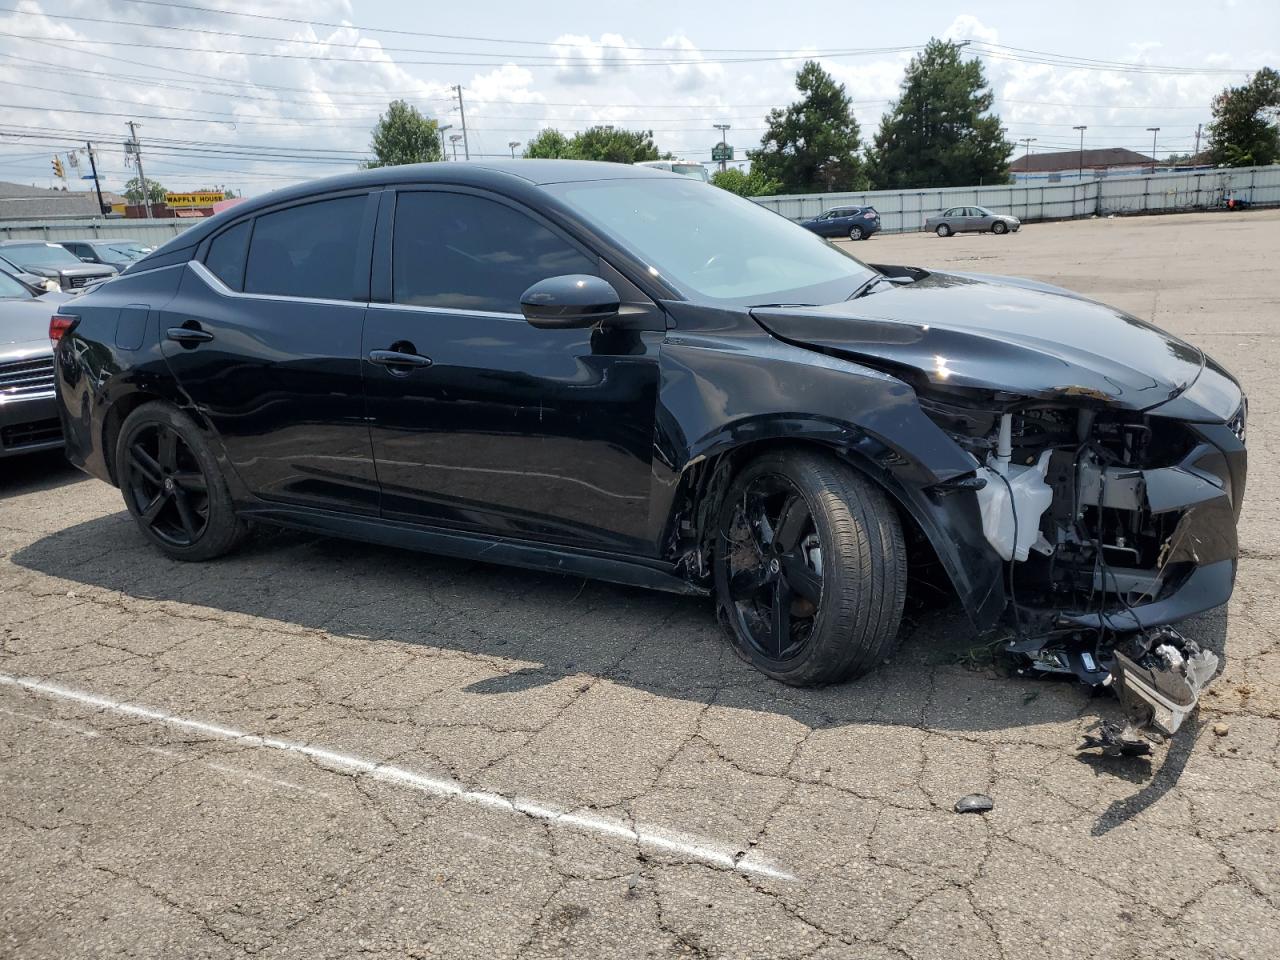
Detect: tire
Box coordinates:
(992, 221, 1008, 235)
(936, 224, 951, 237)
(713, 450, 907, 686)
(849, 225, 864, 241)
(115, 401, 247, 561)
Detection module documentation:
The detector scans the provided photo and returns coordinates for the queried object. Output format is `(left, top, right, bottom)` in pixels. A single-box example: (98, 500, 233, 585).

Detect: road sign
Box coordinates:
(166, 191, 225, 209)
(711, 143, 734, 162)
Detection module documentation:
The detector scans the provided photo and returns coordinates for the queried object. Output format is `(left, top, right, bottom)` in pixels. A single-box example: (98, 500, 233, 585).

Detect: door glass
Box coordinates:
(204, 219, 252, 291)
(392, 192, 596, 313)
(243, 195, 367, 300)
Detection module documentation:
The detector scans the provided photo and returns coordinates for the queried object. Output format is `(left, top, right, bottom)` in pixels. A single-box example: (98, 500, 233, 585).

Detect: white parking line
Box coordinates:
(0, 673, 793, 881)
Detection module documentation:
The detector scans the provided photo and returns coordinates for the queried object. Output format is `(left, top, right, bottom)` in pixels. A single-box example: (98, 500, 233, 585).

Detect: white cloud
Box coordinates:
(550, 33, 638, 85)
(662, 34, 723, 91)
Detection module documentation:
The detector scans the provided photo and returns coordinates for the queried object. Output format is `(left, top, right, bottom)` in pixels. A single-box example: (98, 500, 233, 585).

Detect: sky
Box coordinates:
(0, 0, 1277, 199)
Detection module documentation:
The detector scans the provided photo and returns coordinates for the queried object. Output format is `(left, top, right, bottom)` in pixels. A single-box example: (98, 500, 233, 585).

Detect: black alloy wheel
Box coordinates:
(123, 422, 210, 547)
(714, 451, 907, 686)
(116, 402, 247, 561)
(720, 473, 824, 663)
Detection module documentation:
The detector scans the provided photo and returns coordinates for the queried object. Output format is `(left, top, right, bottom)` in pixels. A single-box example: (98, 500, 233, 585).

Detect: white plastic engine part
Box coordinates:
(973, 415, 1055, 563)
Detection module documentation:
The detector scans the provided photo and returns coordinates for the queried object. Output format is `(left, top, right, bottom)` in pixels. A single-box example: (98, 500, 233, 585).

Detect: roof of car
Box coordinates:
(144, 160, 677, 257)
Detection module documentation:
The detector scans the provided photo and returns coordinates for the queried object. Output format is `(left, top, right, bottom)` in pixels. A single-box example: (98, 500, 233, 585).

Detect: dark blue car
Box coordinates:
(801, 205, 880, 241)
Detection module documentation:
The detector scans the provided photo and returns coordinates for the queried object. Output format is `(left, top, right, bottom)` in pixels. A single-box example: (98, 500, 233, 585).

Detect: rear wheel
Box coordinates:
(849, 225, 864, 241)
(992, 221, 1008, 235)
(714, 451, 907, 686)
(936, 224, 951, 237)
(116, 402, 247, 561)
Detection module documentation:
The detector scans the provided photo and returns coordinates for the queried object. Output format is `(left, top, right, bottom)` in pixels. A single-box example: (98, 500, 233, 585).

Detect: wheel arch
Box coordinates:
(101, 385, 212, 486)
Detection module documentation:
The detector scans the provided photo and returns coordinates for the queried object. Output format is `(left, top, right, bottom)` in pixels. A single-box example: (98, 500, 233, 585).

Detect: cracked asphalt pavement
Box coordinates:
(3, 210, 1279, 959)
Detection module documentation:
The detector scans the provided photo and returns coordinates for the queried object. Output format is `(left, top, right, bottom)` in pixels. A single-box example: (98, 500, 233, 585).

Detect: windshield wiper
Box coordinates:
(747, 302, 818, 309)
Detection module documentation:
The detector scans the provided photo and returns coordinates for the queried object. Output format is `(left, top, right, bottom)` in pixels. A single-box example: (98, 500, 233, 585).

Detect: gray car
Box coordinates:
(924, 205, 1021, 237)
(0, 269, 69, 457)
(0, 241, 116, 291)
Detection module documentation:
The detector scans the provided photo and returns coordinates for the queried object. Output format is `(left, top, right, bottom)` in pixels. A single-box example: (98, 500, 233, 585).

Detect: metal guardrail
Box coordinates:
(0, 218, 197, 244)
(752, 164, 1280, 233)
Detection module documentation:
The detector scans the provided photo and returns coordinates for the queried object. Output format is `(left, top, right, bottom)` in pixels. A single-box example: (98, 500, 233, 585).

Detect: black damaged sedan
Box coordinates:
(52, 161, 1246, 711)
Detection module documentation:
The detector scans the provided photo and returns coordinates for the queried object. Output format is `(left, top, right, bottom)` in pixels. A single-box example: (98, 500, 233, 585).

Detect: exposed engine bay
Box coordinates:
(920, 392, 1245, 739)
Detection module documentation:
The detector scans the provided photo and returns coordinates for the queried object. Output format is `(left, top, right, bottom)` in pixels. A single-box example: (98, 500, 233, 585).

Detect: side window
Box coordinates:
(203, 220, 252, 291)
(243, 195, 368, 300)
(392, 191, 596, 314)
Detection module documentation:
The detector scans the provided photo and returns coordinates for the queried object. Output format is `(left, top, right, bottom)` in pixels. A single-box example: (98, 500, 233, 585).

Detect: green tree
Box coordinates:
(1206, 67, 1280, 168)
(748, 61, 867, 193)
(123, 177, 166, 204)
(366, 99, 442, 168)
(567, 125, 661, 163)
(710, 167, 782, 197)
(523, 128, 572, 159)
(866, 39, 1013, 189)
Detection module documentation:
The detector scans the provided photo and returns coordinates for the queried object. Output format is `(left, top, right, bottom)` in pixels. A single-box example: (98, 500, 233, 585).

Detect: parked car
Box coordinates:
(924, 206, 1020, 237)
(60, 239, 152, 272)
(0, 241, 116, 291)
(0, 256, 60, 295)
(52, 161, 1245, 720)
(800, 205, 881, 241)
(1, 270, 69, 458)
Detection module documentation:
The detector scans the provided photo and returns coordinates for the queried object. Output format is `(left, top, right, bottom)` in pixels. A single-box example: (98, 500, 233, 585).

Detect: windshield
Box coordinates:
(0, 270, 31, 299)
(4, 243, 81, 268)
(548, 178, 876, 306)
(103, 242, 148, 260)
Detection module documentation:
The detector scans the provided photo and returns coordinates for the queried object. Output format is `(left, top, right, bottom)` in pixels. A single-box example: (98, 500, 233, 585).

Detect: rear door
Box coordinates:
(362, 186, 663, 553)
(158, 191, 382, 514)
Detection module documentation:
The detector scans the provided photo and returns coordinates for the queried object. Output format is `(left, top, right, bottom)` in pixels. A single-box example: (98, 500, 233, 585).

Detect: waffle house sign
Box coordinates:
(165, 191, 224, 209)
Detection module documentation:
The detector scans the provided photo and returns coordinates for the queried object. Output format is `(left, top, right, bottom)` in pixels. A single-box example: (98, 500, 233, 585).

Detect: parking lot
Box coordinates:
(2, 209, 1278, 959)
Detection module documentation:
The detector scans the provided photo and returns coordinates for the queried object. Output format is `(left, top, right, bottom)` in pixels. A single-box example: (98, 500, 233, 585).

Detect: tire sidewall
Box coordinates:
(849, 226, 863, 241)
(936, 224, 950, 237)
(993, 221, 1008, 235)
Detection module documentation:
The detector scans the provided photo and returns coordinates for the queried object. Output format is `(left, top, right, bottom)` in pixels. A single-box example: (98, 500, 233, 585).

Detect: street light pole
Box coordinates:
(449, 134, 462, 162)
(1147, 127, 1161, 172)
(1072, 125, 1088, 181)
(508, 141, 521, 158)
(713, 123, 731, 173)
(437, 123, 452, 160)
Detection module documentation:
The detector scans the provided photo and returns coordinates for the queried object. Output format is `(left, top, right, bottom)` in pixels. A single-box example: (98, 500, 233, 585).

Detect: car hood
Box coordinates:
(20, 264, 113, 279)
(750, 270, 1207, 411)
(0, 294, 60, 348)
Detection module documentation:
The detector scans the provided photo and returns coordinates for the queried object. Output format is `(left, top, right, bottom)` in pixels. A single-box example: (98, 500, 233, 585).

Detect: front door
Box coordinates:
(362, 187, 662, 553)
(159, 192, 381, 514)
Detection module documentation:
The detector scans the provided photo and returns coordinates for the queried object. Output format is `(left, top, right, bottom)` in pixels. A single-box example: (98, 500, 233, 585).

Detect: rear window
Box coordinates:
(243, 195, 368, 301)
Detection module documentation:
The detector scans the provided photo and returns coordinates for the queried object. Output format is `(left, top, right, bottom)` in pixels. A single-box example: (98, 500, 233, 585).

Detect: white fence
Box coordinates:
(0, 218, 196, 244)
(753, 164, 1280, 234)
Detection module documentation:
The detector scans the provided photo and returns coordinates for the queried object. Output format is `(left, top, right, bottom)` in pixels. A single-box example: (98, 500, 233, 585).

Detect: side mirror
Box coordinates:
(520, 275, 620, 329)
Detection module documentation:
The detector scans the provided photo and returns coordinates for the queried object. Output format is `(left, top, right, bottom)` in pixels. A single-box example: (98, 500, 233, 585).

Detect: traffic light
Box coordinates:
(51, 155, 65, 179)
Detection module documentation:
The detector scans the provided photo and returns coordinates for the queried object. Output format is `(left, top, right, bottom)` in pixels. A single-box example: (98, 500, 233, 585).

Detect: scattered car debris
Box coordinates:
(954, 794, 995, 814)
(1079, 719, 1152, 757)
(1213, 722, 1229, 737)
(1111, 628, 1219, 736)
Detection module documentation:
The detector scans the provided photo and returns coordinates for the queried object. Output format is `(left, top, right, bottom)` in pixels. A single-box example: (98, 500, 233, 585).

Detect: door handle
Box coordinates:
(166, 326, 214, 344)
(368, 349, 432, 368)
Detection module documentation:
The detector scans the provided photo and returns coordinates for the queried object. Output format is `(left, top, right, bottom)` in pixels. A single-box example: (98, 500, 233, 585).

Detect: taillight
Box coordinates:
(864, 212, 877, 219)
(49, 313, 77, 345)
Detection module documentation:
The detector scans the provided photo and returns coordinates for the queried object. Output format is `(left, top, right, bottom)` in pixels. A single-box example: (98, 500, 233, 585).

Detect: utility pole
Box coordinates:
(1072, 125, 1088, 181)
(437, 123, 452, 160)
(1147, 127, 1160, 172)
(508, 141, 521, 158)
(1193, 122, 1203, 161)
(449, 134, 462, 162)
(1019, 137, 1036, 178)
(85, 142, 105, 216)
(126, 121, 152, 219)
(713, 123, 731, 173)
(452, 85, 470, 160)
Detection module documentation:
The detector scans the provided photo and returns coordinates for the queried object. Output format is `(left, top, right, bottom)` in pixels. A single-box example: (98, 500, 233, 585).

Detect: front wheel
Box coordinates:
(849, 225, 864, 241)
(116, 402, 247, 561)
(992, 221, 1008, 235)
(714, 451, 907, 686)
(936, 224, 951, 237)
